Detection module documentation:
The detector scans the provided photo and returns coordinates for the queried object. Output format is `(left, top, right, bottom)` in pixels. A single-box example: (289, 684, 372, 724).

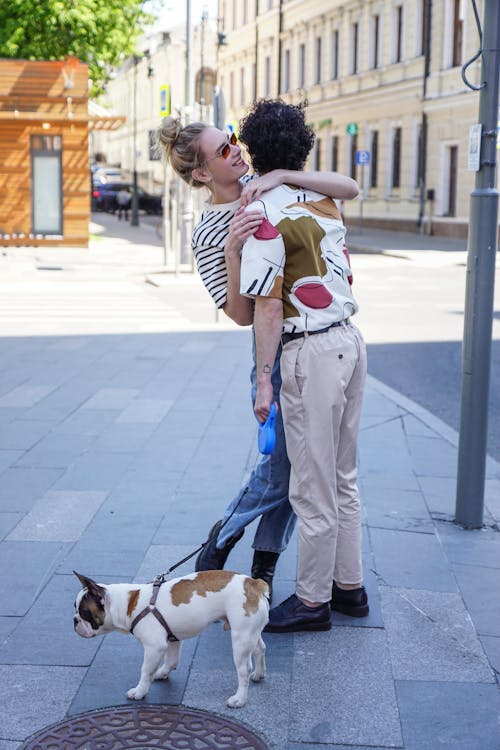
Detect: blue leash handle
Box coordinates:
(258, 402, 277, 454)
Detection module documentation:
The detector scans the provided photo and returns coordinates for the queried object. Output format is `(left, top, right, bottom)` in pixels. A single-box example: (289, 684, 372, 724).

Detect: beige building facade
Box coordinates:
(217, 0, 487, 236)
(94, 18, 217, 195)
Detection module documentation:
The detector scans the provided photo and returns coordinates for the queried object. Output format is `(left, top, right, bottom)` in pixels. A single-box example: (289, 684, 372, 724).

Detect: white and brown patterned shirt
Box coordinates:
(240, 184, 357, 334)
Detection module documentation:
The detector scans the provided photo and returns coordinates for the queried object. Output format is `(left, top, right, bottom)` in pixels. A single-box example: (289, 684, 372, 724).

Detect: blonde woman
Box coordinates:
(158, 114, 358, 601)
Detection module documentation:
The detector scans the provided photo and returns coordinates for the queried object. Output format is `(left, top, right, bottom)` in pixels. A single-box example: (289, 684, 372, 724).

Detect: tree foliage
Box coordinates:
(0, 0, 152, 95)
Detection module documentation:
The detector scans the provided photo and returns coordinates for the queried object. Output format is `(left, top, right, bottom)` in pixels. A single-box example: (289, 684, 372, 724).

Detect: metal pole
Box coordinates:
(131, 56, 140, 226)
(179, 0, 193, 266)
(455, 0, 499, 528)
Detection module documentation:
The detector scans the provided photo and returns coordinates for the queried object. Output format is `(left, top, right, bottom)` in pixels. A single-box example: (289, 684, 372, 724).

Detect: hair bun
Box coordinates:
(158, 116, 183, 159)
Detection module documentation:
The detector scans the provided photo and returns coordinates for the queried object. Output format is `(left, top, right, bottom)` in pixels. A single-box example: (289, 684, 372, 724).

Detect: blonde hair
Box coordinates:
(157, 117, 208, 188)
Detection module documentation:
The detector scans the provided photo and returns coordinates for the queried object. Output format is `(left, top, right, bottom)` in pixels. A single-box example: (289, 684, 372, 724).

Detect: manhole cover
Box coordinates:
(21, 705, 268, 750)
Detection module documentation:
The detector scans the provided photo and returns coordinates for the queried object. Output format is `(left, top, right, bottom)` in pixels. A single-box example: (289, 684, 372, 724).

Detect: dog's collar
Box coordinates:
(129, 578, 179, 642)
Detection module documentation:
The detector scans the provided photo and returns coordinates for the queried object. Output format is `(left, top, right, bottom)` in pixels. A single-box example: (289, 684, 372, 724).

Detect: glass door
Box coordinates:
(31, 135, 63, 235)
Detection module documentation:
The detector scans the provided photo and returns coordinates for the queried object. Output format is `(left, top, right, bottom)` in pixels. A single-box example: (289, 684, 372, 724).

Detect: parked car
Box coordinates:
(92, 182, 162, 214)
(92, 167, 123, 185)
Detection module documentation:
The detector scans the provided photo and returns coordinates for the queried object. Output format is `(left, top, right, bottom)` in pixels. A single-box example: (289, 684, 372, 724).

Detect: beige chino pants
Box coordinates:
(280, 323, 367, 604)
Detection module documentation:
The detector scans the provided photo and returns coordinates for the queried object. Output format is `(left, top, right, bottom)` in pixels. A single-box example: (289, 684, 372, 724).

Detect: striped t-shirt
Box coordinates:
(191, 176, 252, 308)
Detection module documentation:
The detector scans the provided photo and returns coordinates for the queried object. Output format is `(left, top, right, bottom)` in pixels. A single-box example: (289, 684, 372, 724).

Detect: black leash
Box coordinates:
(148, 488, 248, 584)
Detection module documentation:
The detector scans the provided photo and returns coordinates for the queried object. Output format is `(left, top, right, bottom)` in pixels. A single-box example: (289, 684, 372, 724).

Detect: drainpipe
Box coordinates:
(254, 1, 259, 100)
(277, 0, 284, 96)
(418, 0, 432, 232)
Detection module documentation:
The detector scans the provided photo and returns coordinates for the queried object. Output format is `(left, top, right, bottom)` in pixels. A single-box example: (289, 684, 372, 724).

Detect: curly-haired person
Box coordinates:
(239, 99, 369, 632)
(157, 108, 358, 603)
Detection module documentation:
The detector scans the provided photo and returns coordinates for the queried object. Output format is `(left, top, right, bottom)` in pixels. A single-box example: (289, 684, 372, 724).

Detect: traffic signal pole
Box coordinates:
(455, 0, 499, 528)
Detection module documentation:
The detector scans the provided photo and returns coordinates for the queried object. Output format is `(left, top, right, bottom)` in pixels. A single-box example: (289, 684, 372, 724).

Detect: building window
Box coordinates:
(392, 127, 402, 189)
(148, 130, 161, 161)
(240, 66, 245, 105)
(350, 22, 359, 74)
(232, 0, 236, 30)
(283, 49, 290, 92)
(371, 14, 380, 68)
(252, 63, 256, 100)
(416, 124, 422, 189)
(31, 135, 63, 235)
(330, 29, 339, 79)
(230, 70, 234, 107)
(331, 135, 339, 172)
(350, 134, 358, 179)
(243, 0, 248, 25)
(314, 138, 322, 170)
(446, 145, 458, 216)
(264, 55, 271, 96)
(420, 0, 429, 56)
(394, 5, 403, 63)
(452, 0, 463, 67)
(298, 43, 306, 88)
(314, 36, 322, 84)
(370, 130, 378, 188)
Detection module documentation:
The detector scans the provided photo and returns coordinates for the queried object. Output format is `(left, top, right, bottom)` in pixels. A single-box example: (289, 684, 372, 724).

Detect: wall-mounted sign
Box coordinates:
(160, 85, 171, 118)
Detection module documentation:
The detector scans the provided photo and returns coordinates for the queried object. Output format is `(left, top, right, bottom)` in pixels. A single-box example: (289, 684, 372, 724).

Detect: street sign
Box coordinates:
(346, 122, 358, 135)
(355, 150, 370, 165)
(468, 123, 482, 171)
(159, 85, 171, 118)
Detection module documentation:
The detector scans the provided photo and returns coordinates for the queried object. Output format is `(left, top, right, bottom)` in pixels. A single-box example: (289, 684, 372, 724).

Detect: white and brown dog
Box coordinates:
(73, 570, 269, 708)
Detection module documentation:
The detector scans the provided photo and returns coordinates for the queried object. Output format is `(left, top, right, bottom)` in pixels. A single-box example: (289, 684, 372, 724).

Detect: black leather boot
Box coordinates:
(330, 581, 369, 617)
(251, 550, 279, 604)
(195, 520, 244, 571)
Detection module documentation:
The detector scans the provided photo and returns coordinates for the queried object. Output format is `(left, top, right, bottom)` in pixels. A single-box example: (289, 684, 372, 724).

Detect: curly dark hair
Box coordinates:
(239, 99, 315, 174)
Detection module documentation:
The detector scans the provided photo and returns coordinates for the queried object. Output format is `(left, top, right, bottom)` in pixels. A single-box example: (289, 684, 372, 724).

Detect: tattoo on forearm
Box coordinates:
(263, 364, 272, 374)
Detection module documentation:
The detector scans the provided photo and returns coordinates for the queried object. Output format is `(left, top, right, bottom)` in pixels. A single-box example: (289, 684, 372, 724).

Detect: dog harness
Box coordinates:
(129, 577, 179, 642)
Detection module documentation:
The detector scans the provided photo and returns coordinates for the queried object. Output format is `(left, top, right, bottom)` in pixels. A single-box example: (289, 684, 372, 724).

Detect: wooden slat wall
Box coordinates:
(0, 59, 90, 247)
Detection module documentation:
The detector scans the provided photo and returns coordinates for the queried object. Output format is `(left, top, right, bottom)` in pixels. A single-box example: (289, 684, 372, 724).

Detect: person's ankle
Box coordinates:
(335, 582, 362, 591)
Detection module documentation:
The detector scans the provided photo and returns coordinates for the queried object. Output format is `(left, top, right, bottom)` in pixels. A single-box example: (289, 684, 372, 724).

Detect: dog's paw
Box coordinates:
(126, 687, 146, 700)
(153, 666, 170, 681)
(226, 694, 246, 708)
(250, 670, 265, 682)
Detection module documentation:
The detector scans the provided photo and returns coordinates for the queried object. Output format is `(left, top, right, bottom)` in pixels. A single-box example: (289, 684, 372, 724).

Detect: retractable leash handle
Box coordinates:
(258, 402, 277, 454)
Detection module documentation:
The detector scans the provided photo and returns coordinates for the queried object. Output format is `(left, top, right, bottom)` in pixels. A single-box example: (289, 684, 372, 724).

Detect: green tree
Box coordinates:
(0, 0, 152, 95)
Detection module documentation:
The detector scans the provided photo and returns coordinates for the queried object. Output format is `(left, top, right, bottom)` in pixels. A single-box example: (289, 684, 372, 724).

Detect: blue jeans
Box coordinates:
(216, 340, 296, 554)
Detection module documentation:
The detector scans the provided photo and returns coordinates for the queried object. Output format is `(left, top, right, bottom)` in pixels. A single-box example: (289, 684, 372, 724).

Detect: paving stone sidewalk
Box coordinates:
(0, 221, 499, 750)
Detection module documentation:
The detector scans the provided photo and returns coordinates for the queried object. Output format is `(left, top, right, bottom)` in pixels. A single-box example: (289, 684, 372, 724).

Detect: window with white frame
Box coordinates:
(283, 49, 290, 92)
(264, 55, 271, 96)
(391, 126, 402, 189)
(370, 130, 379, 188)
(451, 0, 463, 67)
(240, 66, 245, 105)
(330, 29, 339, 79)
(394, 5, 403, 63)
(350, 21, 359, 74)
(314, 35, 322, 84)
(350, 134, 358, 179)
(419, 0, 429, 56)
(371, 14, 380, 69)
(298, 43, 306, 88)
(331, 134, 339, 171)
(314, 138, 322, 170)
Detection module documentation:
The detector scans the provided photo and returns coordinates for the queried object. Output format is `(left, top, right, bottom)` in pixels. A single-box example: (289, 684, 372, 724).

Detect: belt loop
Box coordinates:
(303, 331, 309, 338)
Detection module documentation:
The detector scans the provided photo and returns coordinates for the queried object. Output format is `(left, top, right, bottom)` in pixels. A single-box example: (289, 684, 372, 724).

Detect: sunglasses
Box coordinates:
(205, 132, 238, 163)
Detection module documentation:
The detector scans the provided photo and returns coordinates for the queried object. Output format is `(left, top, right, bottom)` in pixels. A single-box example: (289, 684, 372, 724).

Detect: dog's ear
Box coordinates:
(73, 571, 106, 600)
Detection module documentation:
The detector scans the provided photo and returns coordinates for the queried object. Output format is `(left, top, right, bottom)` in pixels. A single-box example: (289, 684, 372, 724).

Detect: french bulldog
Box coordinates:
(73, 569, 269, 708)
